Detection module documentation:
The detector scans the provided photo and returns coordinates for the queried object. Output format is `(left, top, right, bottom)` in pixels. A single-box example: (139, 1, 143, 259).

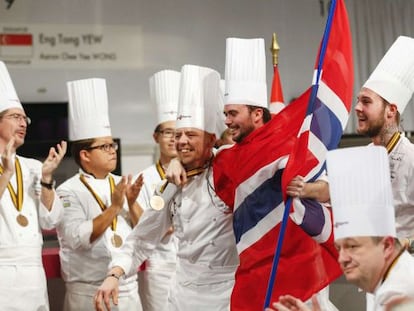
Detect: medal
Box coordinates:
(111, 233, 123, 248)
(16, 214, 28, 227)
(1, 158, 25, 225)
(150, 195, 165, 211)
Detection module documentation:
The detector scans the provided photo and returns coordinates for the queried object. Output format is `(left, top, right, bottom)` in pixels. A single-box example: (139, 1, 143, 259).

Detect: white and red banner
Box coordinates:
(0, 24, 142, 68)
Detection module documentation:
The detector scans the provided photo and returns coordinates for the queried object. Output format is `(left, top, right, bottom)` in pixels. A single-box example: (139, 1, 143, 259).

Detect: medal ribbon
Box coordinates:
(0, 158, 23, 212)
(386, 132, 401, 153)
(155, 160, 166, 180)
(80, 174, 117, 231)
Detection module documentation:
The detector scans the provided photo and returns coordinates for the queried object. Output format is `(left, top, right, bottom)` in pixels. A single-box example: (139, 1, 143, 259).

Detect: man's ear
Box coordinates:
(153, 132, 159, 144)
(79, 149, 91, 163)
(252, 107, 264, 123)
(386, 103, 398, 119)
(382, 236, 397, 259)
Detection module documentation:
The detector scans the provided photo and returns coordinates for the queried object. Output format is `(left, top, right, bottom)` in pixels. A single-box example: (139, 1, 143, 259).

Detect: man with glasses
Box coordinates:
(0, 61, 67, 310)
(137, 70, 180, 311)
(56, 78, 143, 311)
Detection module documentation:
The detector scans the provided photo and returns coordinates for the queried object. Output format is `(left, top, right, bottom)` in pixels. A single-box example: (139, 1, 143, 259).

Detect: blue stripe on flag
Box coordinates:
(233, 169, 284, 243)
(310, 97, 344, 150)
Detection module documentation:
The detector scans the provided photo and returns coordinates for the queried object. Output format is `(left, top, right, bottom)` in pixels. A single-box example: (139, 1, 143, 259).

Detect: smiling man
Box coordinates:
(0, 61, 67, 310)
(355, 36, 414, 251)
(94, 65, 238, 311)
(56, 78, 143, 311)
(137, 70, 180, 311)
(269, 146, 414, 311)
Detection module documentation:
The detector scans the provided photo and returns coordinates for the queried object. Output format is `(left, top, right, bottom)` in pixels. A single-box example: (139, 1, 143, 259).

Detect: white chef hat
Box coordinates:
(0, 61, 23, 113)
(176, 64, 220, 134)
(327, 146, 396, 240)
(67, 78, 112, 141)
(149, 70, 180, 125)
(214, 79, 227, 138)
(224, 38, 268, 109)
(363, 36, 414, 113)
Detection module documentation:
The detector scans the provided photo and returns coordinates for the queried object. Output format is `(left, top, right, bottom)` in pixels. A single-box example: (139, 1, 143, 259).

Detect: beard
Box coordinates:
(356, 107, 386, 138)
(233, 123, 256, 143)
(357, 119, 384, 138)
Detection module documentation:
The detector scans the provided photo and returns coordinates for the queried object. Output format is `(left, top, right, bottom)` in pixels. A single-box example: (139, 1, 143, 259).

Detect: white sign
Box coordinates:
(0, 24, 142, 68)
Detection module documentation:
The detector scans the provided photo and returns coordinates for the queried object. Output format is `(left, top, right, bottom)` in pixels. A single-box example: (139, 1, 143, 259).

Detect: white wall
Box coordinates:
(0, 0, 326, 149)
(1, 0, 413, 156)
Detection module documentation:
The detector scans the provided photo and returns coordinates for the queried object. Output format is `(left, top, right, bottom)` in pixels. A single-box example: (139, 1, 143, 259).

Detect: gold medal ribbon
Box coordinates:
(155, 160, 166, 180)
(386, 132, 401, 153)
(0, 158, 23, 212)
(80, 174, 117, 231)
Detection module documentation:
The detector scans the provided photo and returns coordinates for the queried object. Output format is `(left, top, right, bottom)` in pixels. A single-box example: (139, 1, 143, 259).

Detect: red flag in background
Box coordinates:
(0, 33, 33, 57)
(269, 33, 285, 115)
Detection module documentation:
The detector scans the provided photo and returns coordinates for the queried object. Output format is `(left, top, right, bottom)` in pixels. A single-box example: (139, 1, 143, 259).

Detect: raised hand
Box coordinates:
(41, 141, 67, 182)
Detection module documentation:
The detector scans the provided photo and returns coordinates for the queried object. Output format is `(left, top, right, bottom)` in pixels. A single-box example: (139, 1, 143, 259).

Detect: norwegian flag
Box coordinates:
(213, 0, 353, 310)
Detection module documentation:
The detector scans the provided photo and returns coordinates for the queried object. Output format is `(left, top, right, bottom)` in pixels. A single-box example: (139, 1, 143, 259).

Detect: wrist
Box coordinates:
(105, 273, 121, 281)
(40, 179, 56, 190)
(41, 174, 53, 184)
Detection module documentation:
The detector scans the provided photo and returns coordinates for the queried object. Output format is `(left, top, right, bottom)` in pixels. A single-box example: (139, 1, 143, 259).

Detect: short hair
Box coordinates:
(371, 236, 403, 249)
(153, 123, 162, 134)
(381, 97, 401, 125)
(0, 109, 9, 119)
(247, 105, 271, 124)
(71, 138, 95, 169)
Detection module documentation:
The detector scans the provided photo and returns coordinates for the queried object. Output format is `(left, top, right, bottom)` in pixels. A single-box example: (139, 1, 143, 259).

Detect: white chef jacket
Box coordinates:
(56, 170, 141, 311)
(388, 135, 414, 238)
(137, 164, 177, 311)
(113, 167, 239, 311)
(0, 155, 63, 311)
(368, 251, 414, 311)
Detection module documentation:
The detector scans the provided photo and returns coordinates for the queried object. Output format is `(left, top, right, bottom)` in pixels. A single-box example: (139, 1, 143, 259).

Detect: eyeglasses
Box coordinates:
(85, 142, 119, 153)
(2, 113, 31, 125)
(158, 128, 175, 138)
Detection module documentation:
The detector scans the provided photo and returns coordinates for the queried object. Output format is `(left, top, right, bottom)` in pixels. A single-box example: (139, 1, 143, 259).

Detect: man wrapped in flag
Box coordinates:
(165, 0, 353, 309)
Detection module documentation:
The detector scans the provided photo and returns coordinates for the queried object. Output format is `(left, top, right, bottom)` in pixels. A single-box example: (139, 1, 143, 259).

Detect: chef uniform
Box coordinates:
(112, 65, 239, 311)
(363, 36, 414, 241)
(137, 70, 180, 311)
(56, 78, 141, 311)
(327, 146, 414, 311)
(0, 61, 64, 310)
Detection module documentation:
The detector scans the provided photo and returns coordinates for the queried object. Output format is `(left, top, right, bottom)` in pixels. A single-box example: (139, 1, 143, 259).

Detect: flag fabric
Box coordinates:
(0, 33, 33, 57)
(212, 0, 353, 310)
(269, 65, 285, 114)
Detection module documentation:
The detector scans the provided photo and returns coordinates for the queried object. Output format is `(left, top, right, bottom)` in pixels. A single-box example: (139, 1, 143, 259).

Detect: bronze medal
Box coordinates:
(111, 233, 123, 248)
(16, 214, 28, 227)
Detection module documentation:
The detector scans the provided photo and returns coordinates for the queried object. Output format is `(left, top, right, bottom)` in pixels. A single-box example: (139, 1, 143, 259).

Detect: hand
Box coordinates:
(166, 158, 187, 186)
(286, 176, 305, 198)
(94, 276, 119, 311)
(1, 138, 16, 176)
(267, 295, 319, 311)
(111, 176, 127, 212)
(41, 141, 67, 182)
(126, 174, 143, 206)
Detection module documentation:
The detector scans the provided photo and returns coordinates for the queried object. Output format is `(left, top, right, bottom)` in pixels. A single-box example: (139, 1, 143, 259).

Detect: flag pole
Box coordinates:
(270, 32, 280, 67)
(263, 1, 338, 309)
(269, 33, 285, 113)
